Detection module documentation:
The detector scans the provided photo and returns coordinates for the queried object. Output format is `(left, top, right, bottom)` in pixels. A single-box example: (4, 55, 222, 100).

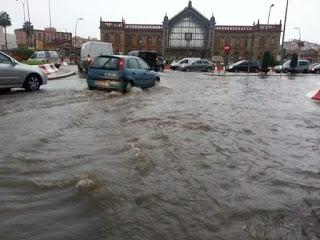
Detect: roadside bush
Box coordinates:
(15, 48, 34, 61)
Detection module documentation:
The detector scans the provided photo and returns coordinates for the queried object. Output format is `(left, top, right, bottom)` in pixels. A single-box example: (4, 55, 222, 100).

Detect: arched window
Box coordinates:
(169, 17, 205, 48)
(147, 36, 152, 45)
(105, 33, 110, 42)
(271, 37, 276, 46)
(157, 36, 162, 45)
(260, 37, 265, 47)
(235, 38, 240, 48)
(115, 34, 121, 44)
(225, 37, 231, 45)
(137, 36, 143, 46)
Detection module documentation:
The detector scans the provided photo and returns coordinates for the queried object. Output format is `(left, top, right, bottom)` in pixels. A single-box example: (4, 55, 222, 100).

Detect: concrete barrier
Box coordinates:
(38, 64, 59, 75)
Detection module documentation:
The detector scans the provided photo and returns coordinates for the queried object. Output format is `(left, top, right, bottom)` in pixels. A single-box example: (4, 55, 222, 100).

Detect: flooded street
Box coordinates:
(0, 69, 320, 239)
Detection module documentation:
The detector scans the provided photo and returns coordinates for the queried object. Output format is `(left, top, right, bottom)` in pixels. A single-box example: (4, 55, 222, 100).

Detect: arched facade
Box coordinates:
(163, 1, 215, 60)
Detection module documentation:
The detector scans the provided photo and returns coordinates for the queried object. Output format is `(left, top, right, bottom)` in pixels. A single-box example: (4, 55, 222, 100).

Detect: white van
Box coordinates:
(29, 50, 61, 67)
(78, 41, 113, 72)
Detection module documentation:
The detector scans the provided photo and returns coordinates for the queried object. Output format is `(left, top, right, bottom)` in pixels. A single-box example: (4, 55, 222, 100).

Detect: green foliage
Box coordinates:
(290, 53, 298, 70)
(22, 60, 45, 65)
(0, 11, 12, 50)
(15, 48, 35, 61)
(0, 11, 11, 28)
(23, 21, 34, 37)
(261, 51, 272, 72)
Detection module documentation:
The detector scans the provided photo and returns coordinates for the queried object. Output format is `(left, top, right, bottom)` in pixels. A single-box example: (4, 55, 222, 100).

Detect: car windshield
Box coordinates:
(91, 57, 119, 69)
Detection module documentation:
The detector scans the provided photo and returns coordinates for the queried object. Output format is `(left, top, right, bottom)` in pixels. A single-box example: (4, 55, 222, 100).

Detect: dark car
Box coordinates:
(226, 60, 260, 73)
(309, 63, 320, 74)
(87, 55, 160, 92)
(128, 51, 164, 71)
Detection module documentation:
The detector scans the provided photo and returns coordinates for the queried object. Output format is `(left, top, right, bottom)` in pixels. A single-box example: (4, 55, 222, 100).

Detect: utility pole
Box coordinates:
(280, 0, 289, 68)
(49, 0, 52, 28)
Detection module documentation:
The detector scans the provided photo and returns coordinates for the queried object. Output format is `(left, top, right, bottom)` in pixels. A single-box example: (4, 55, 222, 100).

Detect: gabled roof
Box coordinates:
(168, 1, 210, 28)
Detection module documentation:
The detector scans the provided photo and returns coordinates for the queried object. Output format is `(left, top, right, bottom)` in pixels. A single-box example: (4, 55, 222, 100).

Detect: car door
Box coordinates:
(192, 60, 202, 71)
(0, 52, 21, 87)
(126, 58, 142, 85)
(137, 59, 153, 88)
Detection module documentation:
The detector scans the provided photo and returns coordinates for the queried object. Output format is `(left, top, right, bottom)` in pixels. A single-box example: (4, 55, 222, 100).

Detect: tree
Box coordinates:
(261, 51, 272, 74)
(290, 53, 298, 74)
(0, 11, 12, 51)
(23, 21, 34, 47)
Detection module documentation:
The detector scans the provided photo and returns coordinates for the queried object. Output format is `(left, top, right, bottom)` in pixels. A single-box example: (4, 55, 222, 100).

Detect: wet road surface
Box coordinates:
(0, 69, 320, 239)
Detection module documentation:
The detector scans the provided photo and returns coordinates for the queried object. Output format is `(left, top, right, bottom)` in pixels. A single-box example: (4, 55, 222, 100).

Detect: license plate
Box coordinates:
(95, 80, 110, 88)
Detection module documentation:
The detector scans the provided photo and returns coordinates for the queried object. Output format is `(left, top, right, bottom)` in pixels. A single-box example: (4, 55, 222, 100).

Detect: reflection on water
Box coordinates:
(0, 72, 319, 239)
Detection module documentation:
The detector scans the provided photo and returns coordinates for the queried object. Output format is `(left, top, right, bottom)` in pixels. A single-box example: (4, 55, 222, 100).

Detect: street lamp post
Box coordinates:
(267, 3, 275, 25)
(74, 18, 83, 48)
(294, 27, 301, 57)
(48, 0, 52, 28)
(280, 0, 289, 68)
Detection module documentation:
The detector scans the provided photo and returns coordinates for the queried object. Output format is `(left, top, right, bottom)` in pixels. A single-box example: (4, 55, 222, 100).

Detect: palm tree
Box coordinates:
(0, 11, 12, 51)
(23, 21, 34, 47)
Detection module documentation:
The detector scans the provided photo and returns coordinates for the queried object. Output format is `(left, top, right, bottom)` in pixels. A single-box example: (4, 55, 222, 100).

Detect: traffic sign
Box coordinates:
(224, 44, 231, 54)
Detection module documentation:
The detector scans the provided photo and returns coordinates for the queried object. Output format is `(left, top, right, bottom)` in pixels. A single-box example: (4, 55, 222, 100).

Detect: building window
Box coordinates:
(260, 37, 265, 47)
(147, 36, 152, 45)
(215, 38, 220, 47)
(104, 33, 110, 42)
(225, 37, 231, 45)
(169, 17, 206, 48)
(115, 34, 120, 44)
(157, 36, 162, 45)
(137, 36, 143, 46)
(271, 37, 276, 46)
(235, 38, 240, 48)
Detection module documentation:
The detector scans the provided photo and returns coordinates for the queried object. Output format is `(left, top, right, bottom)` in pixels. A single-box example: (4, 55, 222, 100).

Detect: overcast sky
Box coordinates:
(2, 0, 319, 43)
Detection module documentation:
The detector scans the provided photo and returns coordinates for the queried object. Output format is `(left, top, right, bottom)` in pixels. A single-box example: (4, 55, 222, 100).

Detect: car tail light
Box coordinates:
(118, 58, 125, 70)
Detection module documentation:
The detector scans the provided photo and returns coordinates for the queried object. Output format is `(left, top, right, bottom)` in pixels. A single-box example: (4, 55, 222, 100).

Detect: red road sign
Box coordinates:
(224, 45, 231, 54)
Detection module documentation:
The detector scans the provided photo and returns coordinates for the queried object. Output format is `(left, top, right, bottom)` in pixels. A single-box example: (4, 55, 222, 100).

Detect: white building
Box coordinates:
(0, 26, 18, 50)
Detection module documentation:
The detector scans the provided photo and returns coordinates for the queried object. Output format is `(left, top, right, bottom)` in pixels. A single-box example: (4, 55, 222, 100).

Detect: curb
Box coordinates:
(48, 71, 76, 80)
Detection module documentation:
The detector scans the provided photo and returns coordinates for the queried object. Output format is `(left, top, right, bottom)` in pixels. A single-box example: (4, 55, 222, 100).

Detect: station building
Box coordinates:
(100, 1, 282, 61)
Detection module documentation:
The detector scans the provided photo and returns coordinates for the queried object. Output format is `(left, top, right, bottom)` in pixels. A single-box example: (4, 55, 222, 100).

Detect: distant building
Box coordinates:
(0, 26, 18, 50)
(282, 40, 320, 62)
(100, 1, 282, 61)
(15, 27, 72, 54)
(72, 36, 100, 48)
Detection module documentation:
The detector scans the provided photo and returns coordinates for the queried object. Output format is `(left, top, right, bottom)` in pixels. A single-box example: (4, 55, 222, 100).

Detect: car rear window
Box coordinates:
(91, 57, 119, 70)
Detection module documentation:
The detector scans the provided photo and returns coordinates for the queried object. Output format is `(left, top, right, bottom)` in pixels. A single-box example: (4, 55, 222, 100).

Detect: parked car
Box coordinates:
(174, 58, 200, 70)
(180, 59, 214, 72)
(29, 50, 61, 68)
(78, 41, 113, 72)
(0, 51, 47, 91)
(87, 55, 160, 92)
(275, 60, 309, 73)
(170, 60, 180, 70)
(309, 63, 320, 74)
(226, 60, 260, 72)
(156, 56, 166, 71)
(127, 51, 164, 71)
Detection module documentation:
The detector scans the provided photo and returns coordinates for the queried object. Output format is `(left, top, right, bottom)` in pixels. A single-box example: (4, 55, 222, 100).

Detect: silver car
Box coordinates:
(0, 51, 47, 91)
(180, 59, 214, 72)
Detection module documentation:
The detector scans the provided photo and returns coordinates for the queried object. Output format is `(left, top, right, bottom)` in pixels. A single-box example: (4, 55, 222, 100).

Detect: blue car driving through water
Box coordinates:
(87, 55, 160, 92)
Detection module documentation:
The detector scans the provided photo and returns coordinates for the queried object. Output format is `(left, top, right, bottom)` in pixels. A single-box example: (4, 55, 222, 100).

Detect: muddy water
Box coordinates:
(0, 72, 320, 239)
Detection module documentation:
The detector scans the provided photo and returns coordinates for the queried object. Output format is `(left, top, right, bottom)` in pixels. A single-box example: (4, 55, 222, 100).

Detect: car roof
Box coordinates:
(97, 54, 141, 60)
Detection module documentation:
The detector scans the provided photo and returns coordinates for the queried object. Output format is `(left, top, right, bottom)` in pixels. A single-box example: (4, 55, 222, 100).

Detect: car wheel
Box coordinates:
(303, 69, 308, 74)
(316, 70, 320, 74)
(159, 65, 164, 72)
(186, 67, 191, 72)
(206, 67, 212, 72)
(283, 69, 288, 73)
(24, 74, 41, 91)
